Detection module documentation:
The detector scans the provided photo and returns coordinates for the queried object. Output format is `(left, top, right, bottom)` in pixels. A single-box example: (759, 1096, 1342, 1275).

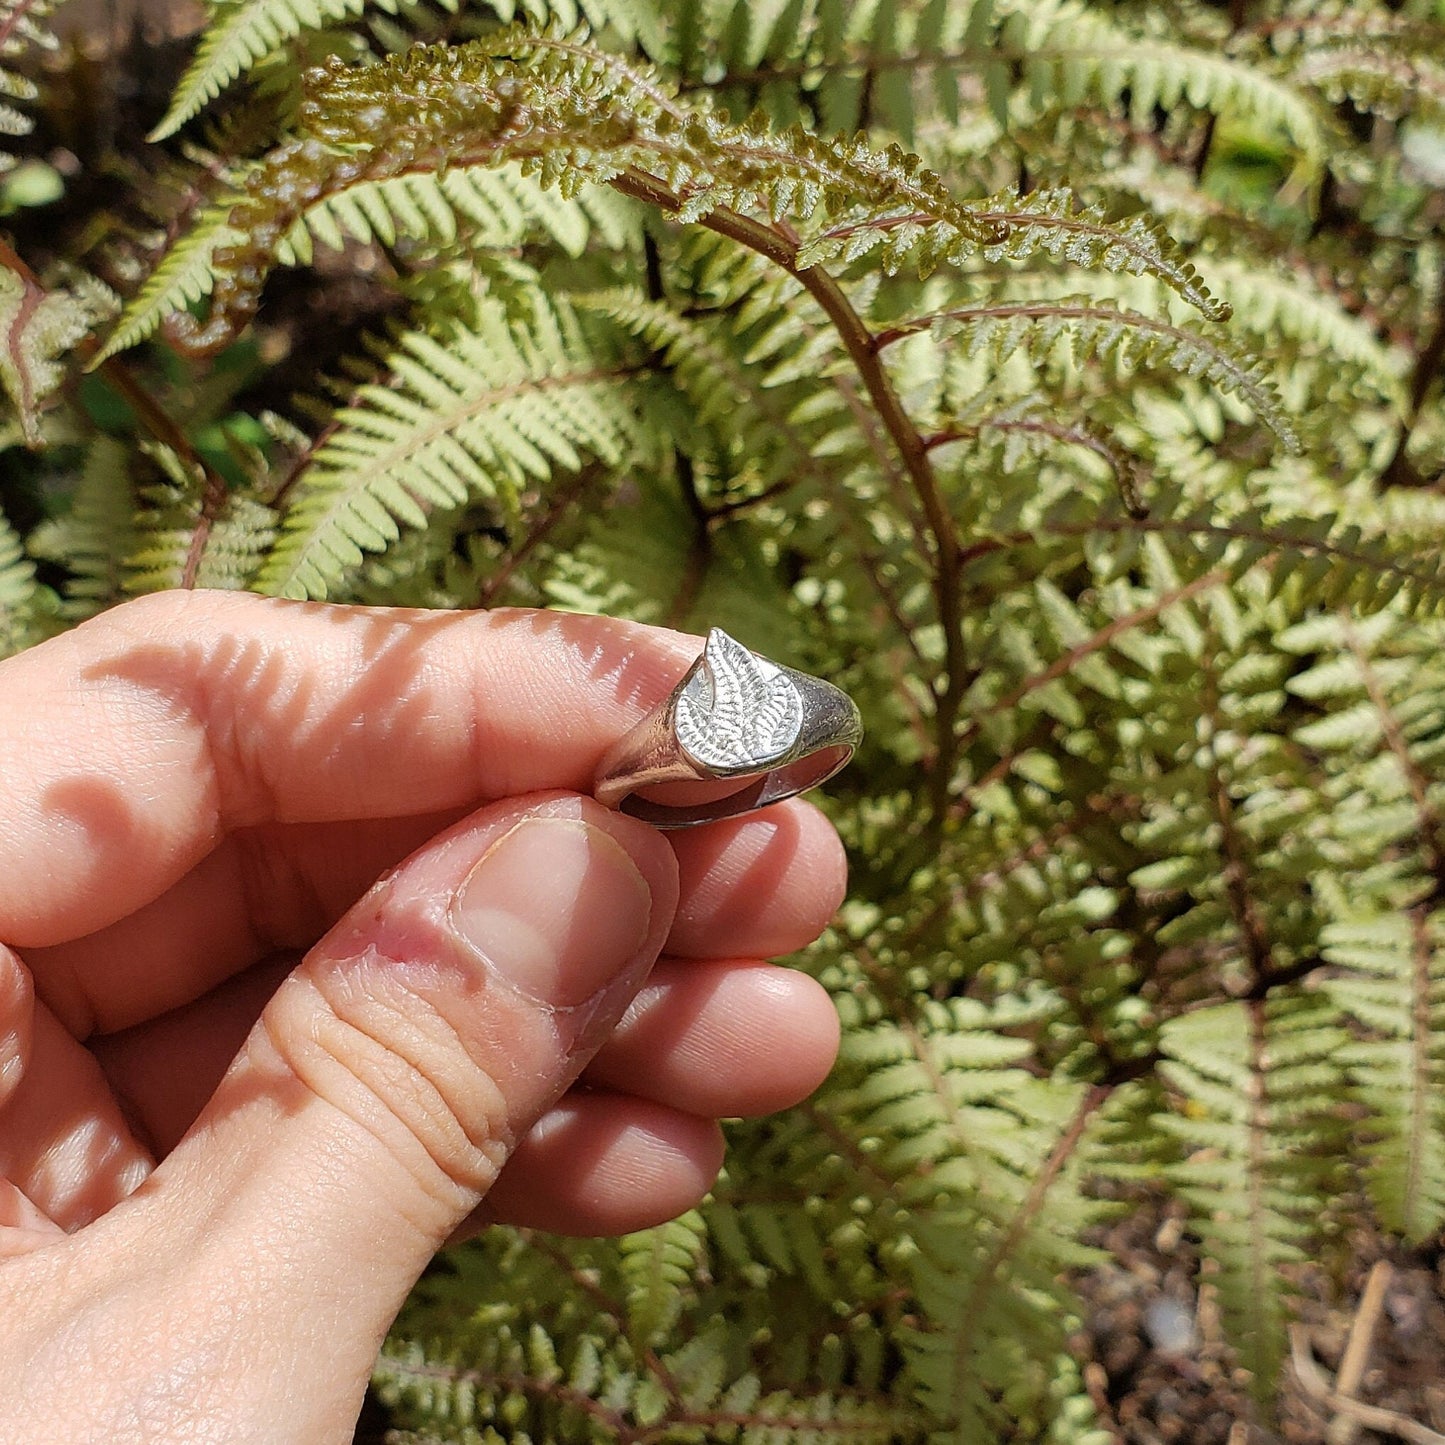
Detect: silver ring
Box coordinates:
(593, 628, 863, 829)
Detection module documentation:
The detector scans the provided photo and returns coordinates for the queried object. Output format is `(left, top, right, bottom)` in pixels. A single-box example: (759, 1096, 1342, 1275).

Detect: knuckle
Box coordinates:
(261, 954, 513, 1211)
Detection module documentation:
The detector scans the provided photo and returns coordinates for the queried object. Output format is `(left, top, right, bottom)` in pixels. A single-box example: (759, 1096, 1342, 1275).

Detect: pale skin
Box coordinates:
(0, 591, 845, 1443)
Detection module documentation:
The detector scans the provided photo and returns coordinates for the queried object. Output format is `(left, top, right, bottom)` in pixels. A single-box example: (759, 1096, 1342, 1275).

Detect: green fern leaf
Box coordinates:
(0, 503, 49, 656)
(888, 296, 1297, 449)
(1325, 910, 1445, 1242)
(257, 296, 642, 600)
(1159, 995, 1348, 1397)
(150, 0, 445, 141)
(26, 435, 138, 616)
(91, 204, 242, 366)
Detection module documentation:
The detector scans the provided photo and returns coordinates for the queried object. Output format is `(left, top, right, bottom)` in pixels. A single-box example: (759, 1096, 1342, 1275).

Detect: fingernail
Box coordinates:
(450, 817, 653, 1008)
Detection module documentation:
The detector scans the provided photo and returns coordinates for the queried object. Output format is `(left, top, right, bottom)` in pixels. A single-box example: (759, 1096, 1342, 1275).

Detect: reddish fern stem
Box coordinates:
(0, 0, 46, 52)
(0, 234, 45, 433)
(610, 170, 969, 823)
(955, 566, 1232, 755)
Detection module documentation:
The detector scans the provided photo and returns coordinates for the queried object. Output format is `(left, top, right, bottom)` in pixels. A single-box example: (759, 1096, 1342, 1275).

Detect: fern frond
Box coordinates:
(275, 161, 633, 265)
(800, 186, 1229, 320)
(881, 296, 1297, 449)
(26, 435, 138, 617)
(1291, 41, 1445, 122)
(91, 205, 242, 366)
(150, 0, 446, 142)
(1158, 994, 1348, 1396)
(0, 266, 115, 445)
(1325, 910, 1445, 1243)
(0, 0, 58, 174)
(125, 448, 276, 594)
(257, 295, 642, 600)
(98, 162, 635, 364)
(1197, 257, 1411, 409)
(154, 0, 672, 141)
(174, 31, 1237, 354)
(0, 503, 47, 656)
(1017, 8, 1331, 171)
(617, 1210, 707, 1350)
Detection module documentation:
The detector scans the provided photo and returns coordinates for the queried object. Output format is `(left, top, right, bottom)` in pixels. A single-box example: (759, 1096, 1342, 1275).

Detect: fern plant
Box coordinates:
(4, 0, 1445, 1438)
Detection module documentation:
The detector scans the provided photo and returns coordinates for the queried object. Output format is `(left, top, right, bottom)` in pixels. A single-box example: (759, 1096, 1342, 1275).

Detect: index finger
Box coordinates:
(0, 592, 699, 946)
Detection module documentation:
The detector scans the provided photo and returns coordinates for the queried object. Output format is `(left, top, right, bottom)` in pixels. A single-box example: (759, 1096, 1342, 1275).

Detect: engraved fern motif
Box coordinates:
(675, 629, 803, 771)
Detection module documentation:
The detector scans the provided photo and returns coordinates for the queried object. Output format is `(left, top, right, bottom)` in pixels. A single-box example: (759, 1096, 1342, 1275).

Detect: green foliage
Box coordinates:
(6, 0, 1445, 1437)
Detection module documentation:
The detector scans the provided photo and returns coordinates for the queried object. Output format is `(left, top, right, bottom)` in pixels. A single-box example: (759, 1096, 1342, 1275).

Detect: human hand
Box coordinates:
(0, 592, 844, 1444)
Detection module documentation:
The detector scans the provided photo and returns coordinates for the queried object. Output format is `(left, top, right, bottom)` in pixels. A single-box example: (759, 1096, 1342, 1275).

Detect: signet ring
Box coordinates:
(592, 629, 863, 829)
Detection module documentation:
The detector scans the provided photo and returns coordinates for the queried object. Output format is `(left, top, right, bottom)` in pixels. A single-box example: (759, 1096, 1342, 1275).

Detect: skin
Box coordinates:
(0, 591, 845, 1444)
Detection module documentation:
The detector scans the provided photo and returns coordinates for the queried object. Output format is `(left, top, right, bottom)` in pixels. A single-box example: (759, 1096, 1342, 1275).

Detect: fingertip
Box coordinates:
(473, 1094, 724, 1237)
(587, 960, 840, 1117)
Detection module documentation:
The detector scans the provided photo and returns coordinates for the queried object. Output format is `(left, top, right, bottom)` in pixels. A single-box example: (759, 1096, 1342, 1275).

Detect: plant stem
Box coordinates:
(611, 169, 968, 822)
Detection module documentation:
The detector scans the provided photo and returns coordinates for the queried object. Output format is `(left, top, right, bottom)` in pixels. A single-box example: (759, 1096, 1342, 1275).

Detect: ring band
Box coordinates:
(593, 628, 863, 828)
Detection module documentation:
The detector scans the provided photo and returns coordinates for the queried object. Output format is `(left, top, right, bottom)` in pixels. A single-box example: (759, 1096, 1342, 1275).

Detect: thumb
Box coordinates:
(106, 791, 675, 1439)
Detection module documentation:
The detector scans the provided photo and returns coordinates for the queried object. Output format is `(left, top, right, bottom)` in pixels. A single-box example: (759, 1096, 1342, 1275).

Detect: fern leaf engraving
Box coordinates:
(674, 628, 805, 770)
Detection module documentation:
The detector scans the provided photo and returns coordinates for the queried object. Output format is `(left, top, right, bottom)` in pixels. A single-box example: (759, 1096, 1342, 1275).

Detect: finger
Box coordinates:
(470, 1092, 724, 1236)
(0, 946, 152, 1230)
(0, 945, 33, 1112)
(0, 592, 702, 948)
(90, 955, 290, 1156)
(0, 989, 152, 1229)
(29, 811, 460, 1037)
(37, 796, 843, 1038)
(93, 954, 838, 1158)
(668, 798, 847, 958)
(586, 959, 840, 1117)
(0, 1179, 64, 1258)
(100, 791, 676, 1438)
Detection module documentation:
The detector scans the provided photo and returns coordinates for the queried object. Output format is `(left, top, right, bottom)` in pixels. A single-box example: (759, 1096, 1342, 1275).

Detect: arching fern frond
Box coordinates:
(798, 188, 1228, 321)
(171, 30, 1234, 356)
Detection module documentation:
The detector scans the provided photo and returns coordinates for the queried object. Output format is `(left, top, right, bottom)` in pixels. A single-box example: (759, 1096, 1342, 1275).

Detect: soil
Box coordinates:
(1073, 1185, 1445, 1445)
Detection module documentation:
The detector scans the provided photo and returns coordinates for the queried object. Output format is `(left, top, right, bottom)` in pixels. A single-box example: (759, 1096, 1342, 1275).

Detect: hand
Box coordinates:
(0, 592, 844, 1444)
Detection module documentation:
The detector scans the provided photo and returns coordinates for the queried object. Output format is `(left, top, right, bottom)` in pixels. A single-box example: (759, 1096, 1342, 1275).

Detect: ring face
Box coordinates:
(593, 627, 863, 829)
(674, 629, 804, 773)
